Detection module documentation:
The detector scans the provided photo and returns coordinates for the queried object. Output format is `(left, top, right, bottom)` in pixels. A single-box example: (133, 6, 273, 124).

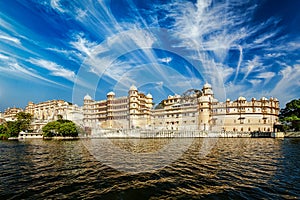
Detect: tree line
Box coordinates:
(279, 98, 300, 131)
(0, 113, 80, 139)
(0, 112, 32, 139)
(0, 98, 299, 139)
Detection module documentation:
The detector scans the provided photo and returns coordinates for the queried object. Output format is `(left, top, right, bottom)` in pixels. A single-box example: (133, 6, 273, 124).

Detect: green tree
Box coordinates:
(58, 122, 78, 137)
(42, 120, 78, 137)
(42, 121, 60, 137)
(0, 112, 33, 139)
(0, 124, 9, 139)
(280, 98, 300, 131)
(0, 124, 7, 134)
(6, 121, 21, 137)
(16, 112, 32, 132)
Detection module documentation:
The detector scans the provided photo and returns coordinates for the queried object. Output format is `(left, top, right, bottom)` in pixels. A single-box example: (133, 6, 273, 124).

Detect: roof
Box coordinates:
(129, 85, 137, 91)
(146, 93, 153, 98)
(203, 82, 212, 88)
(84, 94, 92, 100)
(238, 96, 246, 101)
(107, 91, 115, 96)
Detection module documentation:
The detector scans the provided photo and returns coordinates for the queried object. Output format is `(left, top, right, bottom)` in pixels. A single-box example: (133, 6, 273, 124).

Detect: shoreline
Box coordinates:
(2, 131, 300, 141)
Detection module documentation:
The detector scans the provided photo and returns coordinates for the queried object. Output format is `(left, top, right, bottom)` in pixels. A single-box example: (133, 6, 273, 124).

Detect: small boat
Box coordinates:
(18, 131, 43, 140)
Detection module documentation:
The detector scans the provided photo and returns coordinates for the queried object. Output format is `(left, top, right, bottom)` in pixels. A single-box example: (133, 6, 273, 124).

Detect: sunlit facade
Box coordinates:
(83, 85, 153, 129)
(83, 83, 280, 133)
(152, 83, 280, 132)
(3, 107, 23, 122)
(25, 100, 83, 131)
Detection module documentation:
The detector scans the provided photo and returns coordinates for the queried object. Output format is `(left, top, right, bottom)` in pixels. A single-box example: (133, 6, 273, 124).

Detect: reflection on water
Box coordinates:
(0, 138, 299, 199)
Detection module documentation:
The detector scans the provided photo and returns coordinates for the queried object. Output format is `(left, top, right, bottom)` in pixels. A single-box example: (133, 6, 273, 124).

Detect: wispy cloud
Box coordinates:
(158, 57, 172, 63)
(271, 64, 300, 105)
(0, 53, 9, 60)
(255, 72, 276, 79)
(242, 56, 262, 81)
(50, 0, 65, 13)
(0, 61, 65, 87)
(69, 33, 99, 58)
(0, 34, 21, 45)
(28, 58, 76, 82)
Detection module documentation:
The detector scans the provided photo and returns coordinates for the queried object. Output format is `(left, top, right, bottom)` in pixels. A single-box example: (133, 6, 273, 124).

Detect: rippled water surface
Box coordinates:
(1, 138, 299, 199)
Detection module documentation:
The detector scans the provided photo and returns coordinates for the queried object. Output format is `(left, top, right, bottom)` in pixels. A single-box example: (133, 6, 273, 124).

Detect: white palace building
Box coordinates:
(83, 83, 280, 133)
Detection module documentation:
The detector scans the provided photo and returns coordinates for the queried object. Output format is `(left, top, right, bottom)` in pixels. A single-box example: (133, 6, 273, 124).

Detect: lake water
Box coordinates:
(0, 138, 299, 199)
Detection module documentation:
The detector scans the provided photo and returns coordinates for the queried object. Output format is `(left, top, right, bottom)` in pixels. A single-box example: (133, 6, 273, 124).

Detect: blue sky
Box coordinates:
(0, 0, 299, 111)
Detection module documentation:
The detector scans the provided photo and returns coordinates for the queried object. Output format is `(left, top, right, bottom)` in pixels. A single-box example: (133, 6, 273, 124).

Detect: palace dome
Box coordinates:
(261, 97, 268, 101)
(203, 82, 212, 89)
(84, 94, 92, 100)
(238, 96, 246, 101)
(107, 91, 115, 96)
(146, 93, 153, 98)
(129, 85, 137, 91)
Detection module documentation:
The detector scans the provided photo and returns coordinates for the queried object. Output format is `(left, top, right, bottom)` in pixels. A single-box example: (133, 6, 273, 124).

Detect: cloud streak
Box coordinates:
(28, 58, 76, 82)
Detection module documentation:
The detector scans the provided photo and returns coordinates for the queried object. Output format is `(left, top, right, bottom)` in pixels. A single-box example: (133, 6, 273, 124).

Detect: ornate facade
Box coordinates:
(152, 83, 279, 132)
(25, 100, 83, 131)
(3, 107, 23, 122)
(83, 83, 280, 133)
(83, 85, 153, 129)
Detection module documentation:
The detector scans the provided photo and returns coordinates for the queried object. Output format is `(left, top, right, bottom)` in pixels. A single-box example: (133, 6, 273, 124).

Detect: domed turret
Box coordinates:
(129, 85, 137, 91)
(261, 97, 268, 101)
(203, 82, 212, 89)
(202, 82, 213, 96)
(146, 93, 153, 99)
(107, 91, 115, 96)
(238, 96, 246, 101)
(84, 94, 92, 100)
